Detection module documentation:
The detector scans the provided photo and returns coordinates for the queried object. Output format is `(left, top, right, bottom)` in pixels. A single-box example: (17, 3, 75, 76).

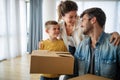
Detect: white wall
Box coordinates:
(42, 0, 57, 40)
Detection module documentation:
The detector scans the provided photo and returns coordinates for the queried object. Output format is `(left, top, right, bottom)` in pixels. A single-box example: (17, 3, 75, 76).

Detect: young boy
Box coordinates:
(39, 20, 68, 80)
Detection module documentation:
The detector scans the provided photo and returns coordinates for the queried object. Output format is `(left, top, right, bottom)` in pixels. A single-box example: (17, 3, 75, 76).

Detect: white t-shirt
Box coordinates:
(59, 18, 84, 50)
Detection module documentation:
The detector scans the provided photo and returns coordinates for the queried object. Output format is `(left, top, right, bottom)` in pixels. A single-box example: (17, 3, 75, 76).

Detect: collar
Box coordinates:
(97, 31, 106, 44)
(86, 31, 106, 45)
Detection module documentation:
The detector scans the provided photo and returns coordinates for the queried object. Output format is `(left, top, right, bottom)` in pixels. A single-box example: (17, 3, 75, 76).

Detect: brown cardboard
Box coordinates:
(30, 50, 74, 74)
(68, 74, 112, 80)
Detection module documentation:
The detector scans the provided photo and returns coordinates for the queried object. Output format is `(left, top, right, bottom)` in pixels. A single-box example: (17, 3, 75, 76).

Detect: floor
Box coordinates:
(0, 54, 64, 80)
(0, 54, 41, 80)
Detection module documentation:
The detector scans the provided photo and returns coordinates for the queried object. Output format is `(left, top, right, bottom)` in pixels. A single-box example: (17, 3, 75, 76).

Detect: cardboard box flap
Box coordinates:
(31, 50, 73, 58)
(56, 52, 72, 57)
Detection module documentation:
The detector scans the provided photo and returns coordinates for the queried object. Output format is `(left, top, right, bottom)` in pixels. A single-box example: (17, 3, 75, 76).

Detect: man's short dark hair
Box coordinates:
(80, 7, 106, 28)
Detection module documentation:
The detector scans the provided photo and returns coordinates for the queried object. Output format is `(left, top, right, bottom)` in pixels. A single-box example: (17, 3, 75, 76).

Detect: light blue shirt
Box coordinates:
(74, 31, 120, 80)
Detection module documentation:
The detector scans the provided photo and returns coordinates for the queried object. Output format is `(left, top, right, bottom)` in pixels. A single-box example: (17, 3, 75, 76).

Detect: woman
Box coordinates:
(57, 0, 120, 79)
(58, 0, 81, 56)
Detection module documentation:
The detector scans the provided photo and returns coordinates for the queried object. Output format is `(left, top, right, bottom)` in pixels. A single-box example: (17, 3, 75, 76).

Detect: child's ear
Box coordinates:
(45, 29, 49, 33)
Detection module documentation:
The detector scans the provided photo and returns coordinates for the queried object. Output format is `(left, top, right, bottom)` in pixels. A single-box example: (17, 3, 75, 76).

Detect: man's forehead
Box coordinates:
(82, 14, 89, 18)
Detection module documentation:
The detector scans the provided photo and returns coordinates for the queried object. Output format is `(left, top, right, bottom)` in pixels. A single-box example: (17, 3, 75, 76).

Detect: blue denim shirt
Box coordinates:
(74, 31, 120, 80)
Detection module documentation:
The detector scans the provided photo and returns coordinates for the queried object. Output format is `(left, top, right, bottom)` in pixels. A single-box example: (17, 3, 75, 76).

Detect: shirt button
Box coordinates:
(107, 61, 109, 64)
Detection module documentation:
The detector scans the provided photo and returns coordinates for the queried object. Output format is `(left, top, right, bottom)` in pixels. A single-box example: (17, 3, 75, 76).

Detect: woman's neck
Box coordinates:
(65, 24, 74, 36)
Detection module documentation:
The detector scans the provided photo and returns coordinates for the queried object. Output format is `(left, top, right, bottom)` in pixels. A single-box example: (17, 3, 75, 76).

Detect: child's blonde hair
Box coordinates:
(45, 20, 59, 29)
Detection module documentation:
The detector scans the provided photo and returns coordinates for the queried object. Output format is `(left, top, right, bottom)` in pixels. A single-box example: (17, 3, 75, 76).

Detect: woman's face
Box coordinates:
(62, 11, 77, 26)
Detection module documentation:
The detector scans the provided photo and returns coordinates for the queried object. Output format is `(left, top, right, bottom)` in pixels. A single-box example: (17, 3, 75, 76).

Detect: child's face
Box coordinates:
(46, 24, 60, 39)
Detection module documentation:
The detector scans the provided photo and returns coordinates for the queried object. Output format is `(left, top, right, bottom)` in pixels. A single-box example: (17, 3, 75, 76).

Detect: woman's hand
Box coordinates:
(110, 32, 120, 46)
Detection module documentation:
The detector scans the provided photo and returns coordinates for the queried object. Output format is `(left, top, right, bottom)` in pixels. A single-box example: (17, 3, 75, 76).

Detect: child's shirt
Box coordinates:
(40, 39, 67, 52)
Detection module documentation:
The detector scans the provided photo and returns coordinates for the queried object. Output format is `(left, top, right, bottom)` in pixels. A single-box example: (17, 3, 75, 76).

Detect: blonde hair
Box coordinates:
(45, 20, 59, 29)
(57, 0, 78, 21)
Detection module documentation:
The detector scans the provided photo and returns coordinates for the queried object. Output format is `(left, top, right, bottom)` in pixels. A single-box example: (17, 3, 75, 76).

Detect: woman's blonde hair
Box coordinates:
(57, 0, 78, 21)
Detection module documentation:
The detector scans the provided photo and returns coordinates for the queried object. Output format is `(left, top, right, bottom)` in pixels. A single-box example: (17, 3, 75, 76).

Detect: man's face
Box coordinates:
(80, 14, 93, 35)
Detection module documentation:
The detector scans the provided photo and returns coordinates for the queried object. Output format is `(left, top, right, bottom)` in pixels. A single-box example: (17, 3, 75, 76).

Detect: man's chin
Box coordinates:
(83, 31, 88, 35)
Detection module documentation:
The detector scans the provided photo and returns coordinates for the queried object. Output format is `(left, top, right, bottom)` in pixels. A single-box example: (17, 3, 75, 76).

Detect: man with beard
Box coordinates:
(74, 7, 120, 80)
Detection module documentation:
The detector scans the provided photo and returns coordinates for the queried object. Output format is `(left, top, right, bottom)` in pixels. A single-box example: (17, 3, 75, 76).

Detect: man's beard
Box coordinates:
(82, 28, 89, 35)
(81, 25, 93, 35)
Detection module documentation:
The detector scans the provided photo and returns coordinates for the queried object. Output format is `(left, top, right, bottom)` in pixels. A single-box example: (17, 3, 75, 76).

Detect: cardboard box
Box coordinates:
(68, 74, 112, 80)
(30, 50, 74, 74)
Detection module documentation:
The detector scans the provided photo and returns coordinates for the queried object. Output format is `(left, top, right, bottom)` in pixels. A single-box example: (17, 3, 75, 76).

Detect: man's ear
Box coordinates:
(91, 17, 96, 24)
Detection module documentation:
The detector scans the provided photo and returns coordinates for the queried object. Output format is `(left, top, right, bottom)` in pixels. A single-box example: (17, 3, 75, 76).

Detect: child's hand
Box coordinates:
(38, 41, 44, 49)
